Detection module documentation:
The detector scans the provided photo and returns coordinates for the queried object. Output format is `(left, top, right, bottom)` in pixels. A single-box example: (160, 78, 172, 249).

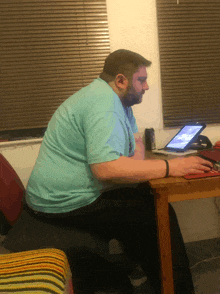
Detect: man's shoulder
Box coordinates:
(82, 79, 123, 112)
(89, 78, 116, 99)
(59, 78, 124, 120)
(65, 78, 113, 104)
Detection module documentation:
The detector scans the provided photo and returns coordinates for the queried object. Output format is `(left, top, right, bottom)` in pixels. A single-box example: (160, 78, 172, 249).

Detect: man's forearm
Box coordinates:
(91, 156, 167, 184)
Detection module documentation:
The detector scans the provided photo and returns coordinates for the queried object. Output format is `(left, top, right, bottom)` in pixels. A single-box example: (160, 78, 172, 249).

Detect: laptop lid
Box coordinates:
(163, 122, 206, 152)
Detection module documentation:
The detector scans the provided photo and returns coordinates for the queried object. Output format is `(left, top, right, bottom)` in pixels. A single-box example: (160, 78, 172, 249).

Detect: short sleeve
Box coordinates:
(84, 111, 128, 164)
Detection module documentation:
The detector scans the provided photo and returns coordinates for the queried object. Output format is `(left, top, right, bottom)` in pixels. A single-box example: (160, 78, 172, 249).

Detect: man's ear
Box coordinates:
(115, 74, 129, 90)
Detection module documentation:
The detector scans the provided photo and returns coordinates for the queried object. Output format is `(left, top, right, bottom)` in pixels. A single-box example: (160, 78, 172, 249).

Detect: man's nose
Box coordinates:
(143, 81, 149, 91)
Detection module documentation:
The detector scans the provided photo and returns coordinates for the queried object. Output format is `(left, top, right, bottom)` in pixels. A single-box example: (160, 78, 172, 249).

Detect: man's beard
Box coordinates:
(122, 85, 143, 107)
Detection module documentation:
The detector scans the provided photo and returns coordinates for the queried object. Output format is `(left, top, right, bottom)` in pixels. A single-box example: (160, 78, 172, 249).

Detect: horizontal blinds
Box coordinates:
(156, 0, 220, 127)
(0, 0, 110, 131)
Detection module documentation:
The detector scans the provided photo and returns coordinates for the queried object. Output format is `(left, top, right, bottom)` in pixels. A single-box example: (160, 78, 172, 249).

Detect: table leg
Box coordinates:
(154, 188, 174, 294)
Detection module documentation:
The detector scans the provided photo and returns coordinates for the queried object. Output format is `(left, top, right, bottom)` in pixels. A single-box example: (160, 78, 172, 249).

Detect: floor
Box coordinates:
(185, 237, 220, 294)
(1, 235, 220, 293)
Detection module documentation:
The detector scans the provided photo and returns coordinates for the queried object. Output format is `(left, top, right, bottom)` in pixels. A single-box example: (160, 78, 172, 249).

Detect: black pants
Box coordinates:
(3, 185, 194, 293)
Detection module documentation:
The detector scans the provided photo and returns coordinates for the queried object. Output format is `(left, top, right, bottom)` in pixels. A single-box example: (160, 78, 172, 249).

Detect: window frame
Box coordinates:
(156, 0, 220, 128)
(0, 0, 110, 141)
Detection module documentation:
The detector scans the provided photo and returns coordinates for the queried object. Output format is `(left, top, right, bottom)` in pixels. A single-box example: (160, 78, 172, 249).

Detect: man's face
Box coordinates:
(123, 66, 149, 107)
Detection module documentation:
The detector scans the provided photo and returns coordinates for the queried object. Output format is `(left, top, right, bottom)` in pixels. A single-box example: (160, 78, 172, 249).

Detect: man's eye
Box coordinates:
(138, 79, 146, 84)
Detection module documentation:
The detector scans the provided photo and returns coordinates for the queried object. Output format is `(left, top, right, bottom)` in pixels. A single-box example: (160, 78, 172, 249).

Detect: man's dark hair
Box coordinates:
(100, 49, 151, 83)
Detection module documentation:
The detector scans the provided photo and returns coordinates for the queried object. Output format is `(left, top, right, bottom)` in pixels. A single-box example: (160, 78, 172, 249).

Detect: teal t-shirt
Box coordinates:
(26, 78, 138, 213)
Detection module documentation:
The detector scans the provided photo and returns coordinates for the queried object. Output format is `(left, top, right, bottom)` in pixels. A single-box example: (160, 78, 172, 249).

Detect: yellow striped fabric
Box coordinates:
(0, 248, 73, 294)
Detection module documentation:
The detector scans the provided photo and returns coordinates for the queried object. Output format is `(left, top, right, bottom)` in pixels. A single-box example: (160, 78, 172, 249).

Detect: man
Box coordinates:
(3, 49, 212, 294)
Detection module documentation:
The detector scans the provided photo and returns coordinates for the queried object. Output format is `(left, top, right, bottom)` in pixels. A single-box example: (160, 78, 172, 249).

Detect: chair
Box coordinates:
(0, 153, 132, 293)
(0, 153, 25, 234)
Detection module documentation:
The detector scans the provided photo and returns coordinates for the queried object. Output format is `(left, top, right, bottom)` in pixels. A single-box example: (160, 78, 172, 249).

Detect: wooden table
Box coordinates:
(145, 152, 220, 294)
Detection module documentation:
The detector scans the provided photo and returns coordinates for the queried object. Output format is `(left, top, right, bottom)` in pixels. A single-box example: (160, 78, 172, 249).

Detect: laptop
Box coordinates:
(152, 123, 206, 156)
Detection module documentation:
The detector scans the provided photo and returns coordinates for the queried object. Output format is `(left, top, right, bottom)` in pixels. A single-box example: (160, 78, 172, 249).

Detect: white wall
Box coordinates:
(1, 0, 220, 243)
(106, 0, 163, 133)
(0, 141, 41, 188)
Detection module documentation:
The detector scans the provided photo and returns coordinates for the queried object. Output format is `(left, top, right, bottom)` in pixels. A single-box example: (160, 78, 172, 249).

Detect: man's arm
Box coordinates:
(90, 155, 213, 184)
(132, 133, 145, 160)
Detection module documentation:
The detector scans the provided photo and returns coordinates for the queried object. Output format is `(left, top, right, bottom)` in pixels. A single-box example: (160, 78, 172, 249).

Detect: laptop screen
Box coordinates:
(166, 125, 205, 150)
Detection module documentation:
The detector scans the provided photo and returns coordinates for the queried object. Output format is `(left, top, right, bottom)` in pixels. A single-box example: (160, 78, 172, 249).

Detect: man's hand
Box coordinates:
(168, 156, 213, 177)
(132, 133, 145, 160)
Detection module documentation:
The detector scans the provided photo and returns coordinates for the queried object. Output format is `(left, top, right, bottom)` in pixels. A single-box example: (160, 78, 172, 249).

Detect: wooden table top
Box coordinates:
(144, 151, 220, 202)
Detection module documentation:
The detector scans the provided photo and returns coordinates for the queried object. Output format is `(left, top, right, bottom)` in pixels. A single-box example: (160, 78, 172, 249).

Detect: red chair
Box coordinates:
(0, 153, 25, 234)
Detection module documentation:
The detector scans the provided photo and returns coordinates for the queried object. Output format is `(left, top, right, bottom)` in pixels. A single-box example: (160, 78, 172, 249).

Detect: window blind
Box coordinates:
(0, 0, 110, 132)
(156, 0, 220, 127)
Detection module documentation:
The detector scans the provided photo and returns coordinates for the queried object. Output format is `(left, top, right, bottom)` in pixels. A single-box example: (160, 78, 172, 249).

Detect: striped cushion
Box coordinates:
(0, 248, 74, 294)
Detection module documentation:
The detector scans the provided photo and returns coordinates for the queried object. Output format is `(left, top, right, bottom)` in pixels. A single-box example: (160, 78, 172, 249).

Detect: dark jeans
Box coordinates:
(3, 185, 194, 293)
